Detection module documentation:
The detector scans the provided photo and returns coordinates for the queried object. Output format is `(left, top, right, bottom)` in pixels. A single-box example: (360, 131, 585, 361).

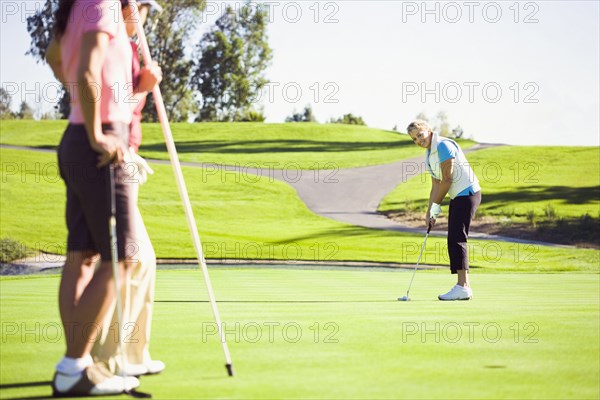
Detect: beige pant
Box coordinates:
(91, 182, 156, 373)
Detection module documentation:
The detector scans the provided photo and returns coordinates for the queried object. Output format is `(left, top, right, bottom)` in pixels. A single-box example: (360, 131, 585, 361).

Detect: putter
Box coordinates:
(108, 164, 128, 383)
(109, 165, 153, 399)
(398, 222, 433, 301)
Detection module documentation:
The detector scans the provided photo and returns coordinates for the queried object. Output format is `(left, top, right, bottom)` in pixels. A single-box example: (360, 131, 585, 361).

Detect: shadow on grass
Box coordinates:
(0, 381, 152, 399)
(140, 139, 414, 155)
(478, 186, 599, 247)
(385, 186, 600, 217)
(385, 186, 600, 214)
(0, 381, 53, 400)
(272, 224, 402, 245)
(534, 215, 600, 247)
(155, 300, 398, 303)
(482, 186, 599, 207)
(0, 381, 51, 390)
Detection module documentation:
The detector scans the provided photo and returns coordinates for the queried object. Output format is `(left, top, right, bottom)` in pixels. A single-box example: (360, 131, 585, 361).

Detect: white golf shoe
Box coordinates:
(52, 363, 140, 396)
(122, 360, 166, 376)
(145, 360, 166, 375)
(438, 285, 473, 301)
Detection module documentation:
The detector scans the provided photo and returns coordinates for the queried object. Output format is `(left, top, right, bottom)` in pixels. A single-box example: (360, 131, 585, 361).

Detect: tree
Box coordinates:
(26, 0, 206, 121)
(238, 108, 266, 122)
(285, 109, 302, 123)
(302, 104, 316, 123)
(434, 111, 450, 137)
(25, 1, 69, 118)
(451, 125, 464, 139)
(0, 87, 14, 119)
(142, 0, 206, 122)
(330, 113, 366, 126)
(41, 110, 58, 120)
(17, 101, 34, 120)
(25, 1, 55, 62)
(416, 111, 464, 138)
(415, 112, 429, 122)
(285, 104, 316, 123)
(192, 2, 272, 121)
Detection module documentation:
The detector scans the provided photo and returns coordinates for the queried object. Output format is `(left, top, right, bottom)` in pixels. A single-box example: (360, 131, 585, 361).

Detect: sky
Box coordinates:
(1, 0, 599, 146)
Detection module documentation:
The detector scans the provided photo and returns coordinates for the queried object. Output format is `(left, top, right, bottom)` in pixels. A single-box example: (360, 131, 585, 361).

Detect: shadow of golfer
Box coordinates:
(0, 380, 54, 400)
(0, 381, 150, 399)
(0, 381, 51, 390)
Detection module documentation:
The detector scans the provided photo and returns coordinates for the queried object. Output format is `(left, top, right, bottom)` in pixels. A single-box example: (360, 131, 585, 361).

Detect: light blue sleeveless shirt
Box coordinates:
(427, 140, 481, 197)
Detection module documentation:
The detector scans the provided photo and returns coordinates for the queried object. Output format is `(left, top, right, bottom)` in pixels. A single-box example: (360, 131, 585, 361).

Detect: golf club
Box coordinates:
(134, 16, 234, 377)
(109, 165, 153, 399)
(398, 222, 433, 301)
(108, 164, 128, 383)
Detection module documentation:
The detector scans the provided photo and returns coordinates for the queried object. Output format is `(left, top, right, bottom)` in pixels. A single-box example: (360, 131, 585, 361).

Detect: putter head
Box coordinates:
(398, 296, 410, 301)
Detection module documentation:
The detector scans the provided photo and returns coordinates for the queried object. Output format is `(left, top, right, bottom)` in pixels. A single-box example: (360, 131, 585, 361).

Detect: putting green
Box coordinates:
(1, 268, 598, 399)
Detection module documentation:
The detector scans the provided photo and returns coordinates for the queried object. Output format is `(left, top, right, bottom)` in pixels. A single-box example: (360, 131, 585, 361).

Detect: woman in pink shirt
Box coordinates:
(46, 0, 160, 395)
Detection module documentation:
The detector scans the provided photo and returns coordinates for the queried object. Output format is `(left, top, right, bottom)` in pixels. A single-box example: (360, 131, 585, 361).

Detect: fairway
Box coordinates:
(1, 268, 598, 399)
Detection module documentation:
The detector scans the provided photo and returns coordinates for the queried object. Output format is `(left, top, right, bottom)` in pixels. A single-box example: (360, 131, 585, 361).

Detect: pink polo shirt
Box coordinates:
(61, 0, 133, 125)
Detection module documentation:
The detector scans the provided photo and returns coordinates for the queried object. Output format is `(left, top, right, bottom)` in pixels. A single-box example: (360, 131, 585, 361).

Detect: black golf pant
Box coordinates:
(447, 191, 481, 274)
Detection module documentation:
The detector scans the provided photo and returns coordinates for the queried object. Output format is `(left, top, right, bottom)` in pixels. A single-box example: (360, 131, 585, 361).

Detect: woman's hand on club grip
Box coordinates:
(92, 134, 124, 167)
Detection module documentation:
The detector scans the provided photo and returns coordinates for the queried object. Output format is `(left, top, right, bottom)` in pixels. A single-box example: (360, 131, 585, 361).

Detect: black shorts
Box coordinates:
(57, 123, 136, 260)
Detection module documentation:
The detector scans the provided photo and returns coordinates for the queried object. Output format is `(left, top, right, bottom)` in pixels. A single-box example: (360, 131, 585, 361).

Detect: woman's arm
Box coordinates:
(46, 38, 66, 84)
(77, 31, 123, 166)
(427, 177, 440, 227)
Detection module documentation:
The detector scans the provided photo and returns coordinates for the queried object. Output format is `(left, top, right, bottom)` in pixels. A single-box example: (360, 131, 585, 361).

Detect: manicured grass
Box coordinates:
(379, 146, 600, 219)
(1, 148, 599, 272)
(1, 269, 599, 399)
(0, 120, 447, 169)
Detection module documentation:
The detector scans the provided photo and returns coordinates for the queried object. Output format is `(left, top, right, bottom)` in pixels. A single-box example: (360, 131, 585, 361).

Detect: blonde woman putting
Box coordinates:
(406, 120, 481, 301)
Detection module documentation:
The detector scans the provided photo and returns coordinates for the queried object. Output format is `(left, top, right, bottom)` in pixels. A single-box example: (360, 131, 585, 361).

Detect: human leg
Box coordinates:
(439, 192, 481, 300)
(447, 193, 481, 277)
(125, 205, 163, 373)
(59, 250, 98, 346)
(93, 205, 162, 375)
(55, 256, 138, 395)
(55, 124, 139, 394)
(92, 165, 162, 375)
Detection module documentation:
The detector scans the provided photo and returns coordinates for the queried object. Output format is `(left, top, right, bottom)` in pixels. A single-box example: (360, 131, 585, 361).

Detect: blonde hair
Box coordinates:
(406, 120, 430, 136)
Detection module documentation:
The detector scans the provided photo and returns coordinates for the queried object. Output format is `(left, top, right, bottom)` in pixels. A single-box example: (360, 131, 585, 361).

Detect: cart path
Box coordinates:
(0, 143, 571, 248)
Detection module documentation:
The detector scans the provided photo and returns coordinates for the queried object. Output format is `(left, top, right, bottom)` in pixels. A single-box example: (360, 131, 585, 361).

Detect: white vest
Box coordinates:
(426, 132, 479, 199)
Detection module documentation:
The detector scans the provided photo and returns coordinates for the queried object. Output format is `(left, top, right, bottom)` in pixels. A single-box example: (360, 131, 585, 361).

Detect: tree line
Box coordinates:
(0, 87, 56, 120)
(15, 0, 365, 126)
(392, 111, 466, 139)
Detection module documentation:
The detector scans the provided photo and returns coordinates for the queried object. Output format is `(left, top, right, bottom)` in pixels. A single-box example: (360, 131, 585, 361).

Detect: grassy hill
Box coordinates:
(0, 120, 455, 169)
(1, 120, 598, 270)
(379, 146, 600, 247)
(1, 147, 598, 271)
